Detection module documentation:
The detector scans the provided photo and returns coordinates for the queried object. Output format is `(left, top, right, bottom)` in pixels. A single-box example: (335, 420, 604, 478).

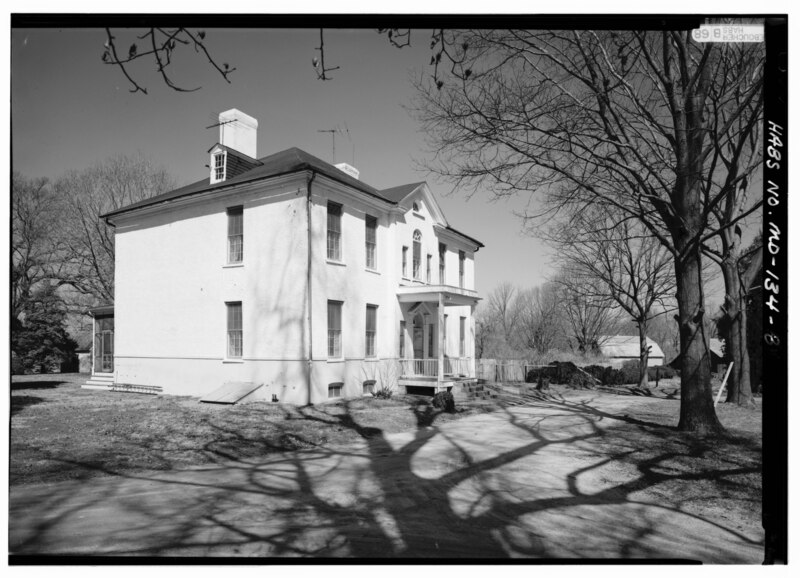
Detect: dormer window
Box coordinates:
(211, 151, 226, 183)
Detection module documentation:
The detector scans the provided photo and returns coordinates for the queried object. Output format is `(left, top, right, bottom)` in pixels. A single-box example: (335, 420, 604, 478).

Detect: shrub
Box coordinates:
(618, 360, 640, 384)
(647, 365, 676, 380)
(372, 383, 394, 399)
(432, 391, 456, 413)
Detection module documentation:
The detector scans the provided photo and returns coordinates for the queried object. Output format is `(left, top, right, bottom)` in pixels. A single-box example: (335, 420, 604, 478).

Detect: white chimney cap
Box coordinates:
(335, 162, 360, 180)
(218, 109, 258, 159)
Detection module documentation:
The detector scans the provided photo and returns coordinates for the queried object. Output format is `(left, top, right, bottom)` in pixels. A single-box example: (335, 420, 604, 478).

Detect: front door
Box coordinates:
(94, 315, 114, 373)
(413, 314, 424, 374)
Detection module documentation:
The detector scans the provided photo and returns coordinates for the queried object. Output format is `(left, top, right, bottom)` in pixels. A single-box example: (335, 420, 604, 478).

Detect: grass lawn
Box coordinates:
(11, 373, 499, 486)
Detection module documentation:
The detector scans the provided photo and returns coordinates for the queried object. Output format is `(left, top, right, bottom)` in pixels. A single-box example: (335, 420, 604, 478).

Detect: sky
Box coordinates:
(11, 25, 556, 300)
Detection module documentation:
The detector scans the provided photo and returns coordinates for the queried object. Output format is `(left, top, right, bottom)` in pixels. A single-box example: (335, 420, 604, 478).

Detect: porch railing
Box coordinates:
(400, 357, 473, 378)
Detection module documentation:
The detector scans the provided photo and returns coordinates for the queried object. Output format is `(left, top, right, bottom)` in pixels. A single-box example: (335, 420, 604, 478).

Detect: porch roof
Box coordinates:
(396, 284, 480, 306)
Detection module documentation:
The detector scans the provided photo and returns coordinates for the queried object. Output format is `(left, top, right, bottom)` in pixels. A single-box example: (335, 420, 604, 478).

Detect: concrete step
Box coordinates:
(82, 375, 115, 389)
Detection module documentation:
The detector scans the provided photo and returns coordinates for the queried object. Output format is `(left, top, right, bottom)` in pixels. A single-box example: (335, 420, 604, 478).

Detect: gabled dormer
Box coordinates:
(208, 108, 261, 184)
(208, 144, 262, 184)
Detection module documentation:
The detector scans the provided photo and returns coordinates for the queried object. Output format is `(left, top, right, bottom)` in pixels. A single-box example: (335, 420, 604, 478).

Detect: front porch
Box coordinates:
(399, 357, 475, 393)
(397, 284, 479, 394)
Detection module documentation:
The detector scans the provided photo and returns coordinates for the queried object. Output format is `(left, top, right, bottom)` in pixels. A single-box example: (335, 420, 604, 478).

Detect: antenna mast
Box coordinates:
(317, 128, 338, 163)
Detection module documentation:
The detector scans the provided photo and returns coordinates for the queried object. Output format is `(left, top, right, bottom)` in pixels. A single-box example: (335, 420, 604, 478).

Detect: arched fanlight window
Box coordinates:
(412, 230, 422, 280)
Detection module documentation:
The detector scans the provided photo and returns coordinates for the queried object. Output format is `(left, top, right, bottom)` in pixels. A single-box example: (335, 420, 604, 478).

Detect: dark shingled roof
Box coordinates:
(103, 147, 387, 220)
(102, 147, 483, 249)
(379, 182, 426, 203)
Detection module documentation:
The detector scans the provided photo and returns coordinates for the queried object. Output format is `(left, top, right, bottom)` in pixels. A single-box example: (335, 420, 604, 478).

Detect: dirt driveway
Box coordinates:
(9, 390, 763, 561)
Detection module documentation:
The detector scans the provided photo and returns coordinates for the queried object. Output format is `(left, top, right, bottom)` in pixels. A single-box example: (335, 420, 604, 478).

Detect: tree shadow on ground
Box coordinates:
(11, 395, 46, 416)
(11, 380, 66, 391)
(9, 393, 763, 560)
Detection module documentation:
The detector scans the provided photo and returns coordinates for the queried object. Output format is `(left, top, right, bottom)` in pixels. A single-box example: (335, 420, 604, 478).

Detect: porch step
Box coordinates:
(456, 382, 498, 401)
(82, 374, 115, 389)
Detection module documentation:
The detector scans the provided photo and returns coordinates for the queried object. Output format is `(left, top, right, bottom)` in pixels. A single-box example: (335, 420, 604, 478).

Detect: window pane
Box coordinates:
(327, 203, 342, 260)
(413, 235, 421, 279)
(399, 321, 406, 357)
(328, 301, 342, 357)
(228, 207, 243, 263)
(227, 302, 242, 358)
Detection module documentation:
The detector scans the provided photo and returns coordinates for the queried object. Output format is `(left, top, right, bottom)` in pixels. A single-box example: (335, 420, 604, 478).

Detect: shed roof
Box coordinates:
(599, 335, 665, 359)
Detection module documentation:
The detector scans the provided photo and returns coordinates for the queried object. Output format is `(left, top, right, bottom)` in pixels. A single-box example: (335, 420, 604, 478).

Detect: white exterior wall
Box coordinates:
(308, 179, 397, 401)
(112, 173, 479, 405)
(114, 178, 311, 403)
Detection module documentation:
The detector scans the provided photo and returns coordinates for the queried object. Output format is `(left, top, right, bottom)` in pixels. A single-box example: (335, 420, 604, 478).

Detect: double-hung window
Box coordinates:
(328, 300, 343, 358)
(426, 255, 432, 284)
(226, 302, 243, 358)
(412, 230, 422, 280)
(327, 202, 342, 261)
(402, 246, 408, 278)
(214, 152, 226, 182)
(365, 215, 377, 269)
(227, 206, 243, 264)
(459, 316, 466, 357)
(459, 251, 466, 288)
(439, 243, 447, 284)
(365, 305, 377, 358)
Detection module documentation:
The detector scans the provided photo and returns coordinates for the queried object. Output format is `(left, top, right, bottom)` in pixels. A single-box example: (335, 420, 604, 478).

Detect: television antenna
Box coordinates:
(317, 124, 355, 165)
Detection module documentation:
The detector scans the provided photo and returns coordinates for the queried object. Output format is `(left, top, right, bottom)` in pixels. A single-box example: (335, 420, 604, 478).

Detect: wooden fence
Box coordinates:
(477, 359, 546, 383)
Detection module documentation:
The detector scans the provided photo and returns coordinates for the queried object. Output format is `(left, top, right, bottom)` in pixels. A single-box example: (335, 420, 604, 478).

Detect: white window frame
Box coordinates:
(365, 215, 377, 270)
(459, 316, 466, 357)
(327, 300, 343, 358)
(226, 301, 243, 359)
(327, 202, 342, 262)
(366, 304, 377, 358)
(412, 230, 422, 280)
(227, 206, 243, 264)
(426, 254, 432, 284)
(439, 243, 447, 285)
(213, 151, 227, 183)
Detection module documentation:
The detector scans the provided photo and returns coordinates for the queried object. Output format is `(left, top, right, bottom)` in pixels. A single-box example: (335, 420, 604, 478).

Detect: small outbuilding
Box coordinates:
(599, 335, 665, 368)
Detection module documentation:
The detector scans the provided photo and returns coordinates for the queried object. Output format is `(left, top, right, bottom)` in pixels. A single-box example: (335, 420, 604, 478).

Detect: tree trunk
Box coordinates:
(721, 261, 755, 407)
(637, 318, 650, 390)
(675, 248, 724, 434)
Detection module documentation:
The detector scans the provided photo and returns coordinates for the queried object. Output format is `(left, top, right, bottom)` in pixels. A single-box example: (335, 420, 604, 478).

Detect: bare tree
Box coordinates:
(102, 28, 235, 94)
(54, 154, 175, 304)
(698, 40, 764, 407)
(11, 173, 65, 322)
(412, 29, 763, 433)
(553, 268, 620, 355)
(514, 283, 566, 355)
(485, 282, 520, 355)
(550, 208, 676, 389)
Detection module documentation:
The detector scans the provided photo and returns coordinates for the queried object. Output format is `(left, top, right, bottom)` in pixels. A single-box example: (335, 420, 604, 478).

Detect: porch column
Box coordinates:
(470, 303, 476, 378)
(438, 292, 445, 386)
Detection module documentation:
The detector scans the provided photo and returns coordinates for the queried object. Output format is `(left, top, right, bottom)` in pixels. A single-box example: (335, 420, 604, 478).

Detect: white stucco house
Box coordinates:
(83, 109, 483, 405)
